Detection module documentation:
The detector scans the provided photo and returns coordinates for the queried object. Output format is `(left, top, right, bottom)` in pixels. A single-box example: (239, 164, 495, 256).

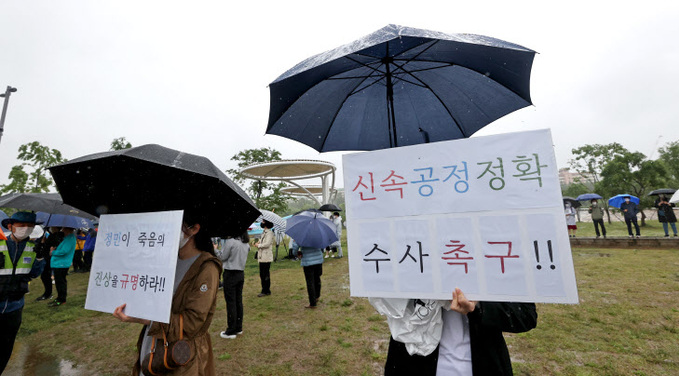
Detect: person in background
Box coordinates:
(49, 226, 77, 307)
(564, 202, 577, 237)
(72, 229, 86, 273)
(35, 227, 64, 302)
(0, 212, 46, 373)
(82, 225, 97, 272)
(113, 212, 222, 375)
(255, 220, 274, 297)
(620, 196, 641, 238)
(588, 199, 606, 239)
(329, 212, 343, 258)
(297, 241, 324, 309)
(217, 231, 250, 339)
(654, 194, 677, 237)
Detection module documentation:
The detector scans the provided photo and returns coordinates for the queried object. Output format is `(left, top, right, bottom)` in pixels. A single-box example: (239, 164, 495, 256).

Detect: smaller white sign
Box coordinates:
(84, 210, 183, 323)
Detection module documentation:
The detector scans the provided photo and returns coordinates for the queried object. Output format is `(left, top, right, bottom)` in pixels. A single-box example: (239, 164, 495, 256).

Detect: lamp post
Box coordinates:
(0, 85, 18, 145)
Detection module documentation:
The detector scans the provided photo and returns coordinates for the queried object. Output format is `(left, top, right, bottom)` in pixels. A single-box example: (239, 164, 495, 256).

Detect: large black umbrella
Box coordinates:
(0, 192, 97, 220)
(48, 144, 259, 236)
(648, 188, 676, 196)
(267, 24, 536, 152)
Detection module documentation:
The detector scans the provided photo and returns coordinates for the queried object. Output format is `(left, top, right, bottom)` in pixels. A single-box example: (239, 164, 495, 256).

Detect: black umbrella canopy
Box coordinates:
(318, 203, 342, 212)
(648, 188, 676, 196)
(48, 144, 260, 237)
(562, 197, 581, 208)
(0, 192, 97, 220)
(267, 24, 536, 152)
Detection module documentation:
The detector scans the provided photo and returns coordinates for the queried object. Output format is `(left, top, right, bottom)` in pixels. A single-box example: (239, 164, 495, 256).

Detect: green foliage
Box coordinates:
(569, 143, 628, 186)
(561, 182, 589, 198)
(657, 140, 679, 186)
(597, 150, 667, 225)
(110, 137, 132, 151)
(0, 141, 66, 193)
(226, 147, 288, 212)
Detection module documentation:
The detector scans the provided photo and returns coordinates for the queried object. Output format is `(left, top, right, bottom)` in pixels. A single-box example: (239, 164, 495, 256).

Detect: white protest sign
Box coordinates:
(343, 129, 578, 304)
(84, 210, 183, 323)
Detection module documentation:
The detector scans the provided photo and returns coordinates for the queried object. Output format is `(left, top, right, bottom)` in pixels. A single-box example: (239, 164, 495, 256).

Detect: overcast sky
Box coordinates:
(1, 1, 678, 192)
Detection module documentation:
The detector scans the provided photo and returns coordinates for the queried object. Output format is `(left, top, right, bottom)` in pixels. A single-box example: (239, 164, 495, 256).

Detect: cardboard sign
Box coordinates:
(84, 210, 183, 323)
(343, 129, 578, 304)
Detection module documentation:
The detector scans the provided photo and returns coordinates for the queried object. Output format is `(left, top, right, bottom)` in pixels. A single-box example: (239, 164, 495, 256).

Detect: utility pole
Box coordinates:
(0, 85, 18, 145)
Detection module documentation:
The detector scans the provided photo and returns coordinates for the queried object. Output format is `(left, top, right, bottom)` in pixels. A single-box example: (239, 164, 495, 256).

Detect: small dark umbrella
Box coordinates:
(318, 203, 342, 212)
(575, 193, 603, 201)
(48, 144, 260, 237)
(0, 192, 97, 220)
(648, 188, 676, 196)
(267, 24, 536, 152)
(563, 197, 581, 208)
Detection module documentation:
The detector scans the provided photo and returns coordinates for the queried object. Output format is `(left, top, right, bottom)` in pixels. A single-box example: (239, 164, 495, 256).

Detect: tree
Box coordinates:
(657, 140, 679, 187)
(0, 141, 66, 193)
(110, 137, 132, 151)
(569, 143, 628, 186)
(598, 150, 667, 226)
(226, 147, 288, 213)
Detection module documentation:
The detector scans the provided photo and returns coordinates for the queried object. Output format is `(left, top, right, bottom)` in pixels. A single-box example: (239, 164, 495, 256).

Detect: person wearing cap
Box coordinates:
(0, 212, 46, 373)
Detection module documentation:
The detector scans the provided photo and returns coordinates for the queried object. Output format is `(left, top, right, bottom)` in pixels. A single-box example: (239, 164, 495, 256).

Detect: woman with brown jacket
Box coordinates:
(113, 213, 222, 376)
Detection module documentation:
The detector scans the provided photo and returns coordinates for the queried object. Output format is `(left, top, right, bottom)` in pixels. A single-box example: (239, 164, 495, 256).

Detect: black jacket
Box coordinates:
(384, 302, 537, 376)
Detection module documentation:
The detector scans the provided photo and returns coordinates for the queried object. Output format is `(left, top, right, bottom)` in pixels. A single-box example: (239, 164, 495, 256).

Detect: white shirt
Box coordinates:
(436, 309, 473, 375)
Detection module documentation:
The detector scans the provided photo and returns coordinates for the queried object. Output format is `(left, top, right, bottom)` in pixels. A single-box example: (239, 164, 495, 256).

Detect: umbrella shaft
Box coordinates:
(385, 62, 397, 148)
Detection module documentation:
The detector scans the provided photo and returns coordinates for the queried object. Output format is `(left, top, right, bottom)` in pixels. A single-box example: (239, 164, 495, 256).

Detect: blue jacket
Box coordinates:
(620, 201, 639, 220)
(83, 232, 97, 252)
(299, 246, 324, 267)
(51, 232, 77, 268)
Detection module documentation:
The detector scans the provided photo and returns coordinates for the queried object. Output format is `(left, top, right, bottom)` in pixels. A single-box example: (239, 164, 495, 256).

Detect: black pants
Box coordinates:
(593, 219, 606, 236)
(303, 263, 323, 306)
(72, 250, 84, 271)
(223, 270, 244, 334)
(40, 256, 53, 297)
(259, 262, 271, 294)
(53, 268, 69, 303)
(83, 251, 93, 271)
(0, 307, 23, 373)
(625, 217, 640, 236)
(384, 336, 439, 375)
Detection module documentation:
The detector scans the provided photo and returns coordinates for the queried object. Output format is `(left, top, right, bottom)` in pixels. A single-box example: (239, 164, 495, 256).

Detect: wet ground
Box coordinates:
(6, 341, 86, 376)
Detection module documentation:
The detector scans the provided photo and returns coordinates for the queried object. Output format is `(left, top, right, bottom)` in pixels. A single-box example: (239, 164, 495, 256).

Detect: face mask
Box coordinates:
(565, 204, 570, 208)
(12, 226, 33, 241)
(179, 225, 194, 249)
(592, 202, 597, 207)
(625, 199, 630, 203)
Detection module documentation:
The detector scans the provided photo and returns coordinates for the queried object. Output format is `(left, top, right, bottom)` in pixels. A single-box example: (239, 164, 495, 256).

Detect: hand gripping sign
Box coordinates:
(85, 210, 183, 323)
(343, 129, 578, 304)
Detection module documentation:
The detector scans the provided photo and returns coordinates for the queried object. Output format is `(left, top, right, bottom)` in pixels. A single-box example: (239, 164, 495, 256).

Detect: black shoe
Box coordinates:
(257, 293, 271, 297)
(35, 295, 52, 301)
(48, 300, 65, 307)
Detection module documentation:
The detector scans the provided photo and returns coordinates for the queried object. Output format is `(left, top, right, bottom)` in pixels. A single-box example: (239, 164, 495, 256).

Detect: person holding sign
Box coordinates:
(255, 220, 274, 297)
(383, 288, 537, 376)
(112, 214, 222, 376)
(0, 212, 46, 373)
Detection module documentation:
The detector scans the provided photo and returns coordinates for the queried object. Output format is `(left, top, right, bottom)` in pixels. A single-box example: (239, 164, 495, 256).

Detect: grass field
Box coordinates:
(9, 236, 679, 375)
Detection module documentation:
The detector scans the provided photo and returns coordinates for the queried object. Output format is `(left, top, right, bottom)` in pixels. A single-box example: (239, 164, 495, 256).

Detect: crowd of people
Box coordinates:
(565, 194, 678, 238)
(1, 212, 101, 373)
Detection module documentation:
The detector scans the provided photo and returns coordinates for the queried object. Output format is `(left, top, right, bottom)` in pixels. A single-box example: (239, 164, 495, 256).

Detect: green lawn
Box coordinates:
(9, 238, 679, 375)
(572, 220, 675, 238)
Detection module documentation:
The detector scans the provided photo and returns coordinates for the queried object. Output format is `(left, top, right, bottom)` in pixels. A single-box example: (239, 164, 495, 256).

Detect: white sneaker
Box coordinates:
(220, 331, 237, 339)
(324, 255, 329, 258)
